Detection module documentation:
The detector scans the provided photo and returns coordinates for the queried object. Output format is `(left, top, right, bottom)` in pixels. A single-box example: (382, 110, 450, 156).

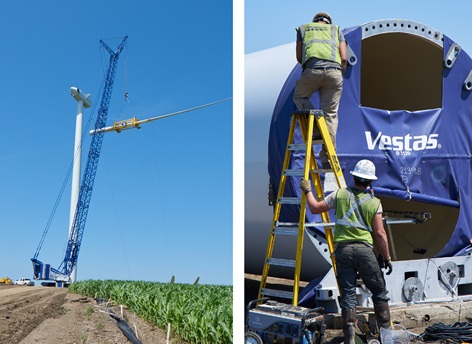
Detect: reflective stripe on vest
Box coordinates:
(299, 23, 341, 66)
(335, 188, 378, 232)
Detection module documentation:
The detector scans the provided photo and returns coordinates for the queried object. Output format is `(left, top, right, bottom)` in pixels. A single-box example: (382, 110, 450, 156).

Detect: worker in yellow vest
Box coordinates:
(293, 12, 347, 169)
(300, 160, 393, 344)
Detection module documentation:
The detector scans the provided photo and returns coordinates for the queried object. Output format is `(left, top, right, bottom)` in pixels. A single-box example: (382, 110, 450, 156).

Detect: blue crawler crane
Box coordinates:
(31, 37, 128, 286)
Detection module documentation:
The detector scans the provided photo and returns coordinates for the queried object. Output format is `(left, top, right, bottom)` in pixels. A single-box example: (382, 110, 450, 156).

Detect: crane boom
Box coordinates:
(32, 36, 128, 283)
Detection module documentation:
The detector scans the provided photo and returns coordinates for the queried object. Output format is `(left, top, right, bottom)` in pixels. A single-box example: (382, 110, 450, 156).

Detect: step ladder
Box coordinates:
(258, 109, 347, 305)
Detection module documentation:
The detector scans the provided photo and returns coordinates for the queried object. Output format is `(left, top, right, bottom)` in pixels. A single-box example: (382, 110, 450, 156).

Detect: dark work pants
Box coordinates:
(334, 242, 390, 310)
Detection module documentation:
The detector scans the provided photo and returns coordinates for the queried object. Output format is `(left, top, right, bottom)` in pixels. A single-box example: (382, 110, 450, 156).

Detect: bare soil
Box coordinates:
(0, 284, 187, 344)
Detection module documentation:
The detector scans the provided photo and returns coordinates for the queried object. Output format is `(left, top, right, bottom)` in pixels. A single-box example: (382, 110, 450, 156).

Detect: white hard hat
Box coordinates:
(350, 159, 377, 180)
(313, 12, 333, 24)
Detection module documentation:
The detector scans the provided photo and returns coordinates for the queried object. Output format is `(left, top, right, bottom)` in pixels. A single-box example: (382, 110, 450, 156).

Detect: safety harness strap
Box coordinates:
(336, 188, 374, 232)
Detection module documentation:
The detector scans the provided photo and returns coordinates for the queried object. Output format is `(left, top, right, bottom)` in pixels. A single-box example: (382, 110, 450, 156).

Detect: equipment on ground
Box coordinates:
(245, 297, 325, 344)
(31, 37, 128, 285)
(258, 110, 346, 305)
(0, 277, 12, 285)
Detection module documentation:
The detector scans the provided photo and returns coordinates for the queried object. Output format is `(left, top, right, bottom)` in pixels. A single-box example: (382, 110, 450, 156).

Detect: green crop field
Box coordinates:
(69, 280, 233, 343)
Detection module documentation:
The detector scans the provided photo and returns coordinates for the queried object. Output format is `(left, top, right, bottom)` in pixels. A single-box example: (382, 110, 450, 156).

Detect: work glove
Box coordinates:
(377, 254, 393, 275)
(299, 178, 312, 194)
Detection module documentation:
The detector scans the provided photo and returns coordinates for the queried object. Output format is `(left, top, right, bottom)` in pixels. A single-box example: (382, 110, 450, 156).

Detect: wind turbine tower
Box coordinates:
(69, 87, 92, 282)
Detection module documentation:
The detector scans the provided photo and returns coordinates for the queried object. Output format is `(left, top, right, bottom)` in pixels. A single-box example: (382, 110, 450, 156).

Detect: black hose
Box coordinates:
(420, 322, 472, 343)
(95, 298, 142, 344)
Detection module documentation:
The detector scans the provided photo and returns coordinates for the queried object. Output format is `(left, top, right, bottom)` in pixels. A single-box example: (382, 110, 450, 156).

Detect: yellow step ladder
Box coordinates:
(258, 109, 347, 305)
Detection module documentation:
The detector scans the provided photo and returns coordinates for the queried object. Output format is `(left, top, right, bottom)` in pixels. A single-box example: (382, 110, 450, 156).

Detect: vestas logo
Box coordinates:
(365, 132, 440, 152)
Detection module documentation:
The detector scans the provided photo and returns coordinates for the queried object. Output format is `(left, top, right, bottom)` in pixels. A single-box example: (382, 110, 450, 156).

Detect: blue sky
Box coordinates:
(245, 0, 472, 54)
(0, 1, 232, 286)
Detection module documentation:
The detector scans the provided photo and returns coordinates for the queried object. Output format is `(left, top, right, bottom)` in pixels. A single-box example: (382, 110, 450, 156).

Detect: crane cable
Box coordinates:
(90, 97, 232, 135)
(124, 44, 129, 102)
(149, 129, 174, 278)
(101, 155, 133, 279)
(138, 97, 232, 123)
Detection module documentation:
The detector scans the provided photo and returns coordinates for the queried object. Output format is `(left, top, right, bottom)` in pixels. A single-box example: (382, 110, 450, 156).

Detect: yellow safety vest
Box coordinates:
(333, 188, 381, 244)
(298, 23, 341, 67)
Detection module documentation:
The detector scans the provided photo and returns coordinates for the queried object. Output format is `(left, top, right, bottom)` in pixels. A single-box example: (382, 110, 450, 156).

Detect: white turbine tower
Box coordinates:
(69, 87, 92, 283)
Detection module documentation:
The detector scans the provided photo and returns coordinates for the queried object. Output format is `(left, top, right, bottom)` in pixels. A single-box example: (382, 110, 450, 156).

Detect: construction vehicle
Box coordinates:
(246, 18, 472, 313)
(0, 277, 12, 285)
(31, 37, 128, 286)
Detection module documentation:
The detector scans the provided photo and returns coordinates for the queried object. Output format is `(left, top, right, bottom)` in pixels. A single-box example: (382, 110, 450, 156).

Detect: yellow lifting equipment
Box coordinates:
(258, 109, 347, 305)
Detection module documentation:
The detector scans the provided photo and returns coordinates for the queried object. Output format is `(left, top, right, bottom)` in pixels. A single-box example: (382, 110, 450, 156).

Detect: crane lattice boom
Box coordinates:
(31, 36, 128, 283)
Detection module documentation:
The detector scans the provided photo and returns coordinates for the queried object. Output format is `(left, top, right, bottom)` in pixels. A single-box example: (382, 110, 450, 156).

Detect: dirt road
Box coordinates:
(0, 285, 184, 344)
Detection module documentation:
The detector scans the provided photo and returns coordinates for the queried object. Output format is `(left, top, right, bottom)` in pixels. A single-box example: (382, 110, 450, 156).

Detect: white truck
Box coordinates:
(14, 278, 34, 286)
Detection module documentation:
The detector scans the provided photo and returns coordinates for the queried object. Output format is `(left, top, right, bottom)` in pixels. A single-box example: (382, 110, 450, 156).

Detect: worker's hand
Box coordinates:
(299, 178, 312, 194)
(384, 259, 393, 275)
(378, 254, 393, 275)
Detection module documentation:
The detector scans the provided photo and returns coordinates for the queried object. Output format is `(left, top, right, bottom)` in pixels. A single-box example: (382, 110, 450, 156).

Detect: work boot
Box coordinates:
(342, 308, 357, 344)
(374, 302, 392, 329)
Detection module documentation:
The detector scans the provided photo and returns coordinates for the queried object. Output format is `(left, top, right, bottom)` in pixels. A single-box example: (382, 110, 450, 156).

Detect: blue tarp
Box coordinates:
(268, 22, 472, 258)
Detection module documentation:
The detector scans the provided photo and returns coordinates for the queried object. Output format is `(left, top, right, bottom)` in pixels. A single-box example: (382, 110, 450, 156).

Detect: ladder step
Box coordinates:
(261, 288, 294, 300)
(277, 221, 300, 226)
(268, 258, 296, 267)
(283, 169, 304, 177)
(274, 222, 333, 231)
(278, 197, 300, 205)
(288, 143, 306, 151)
(258, 111, 342, 305)
(287, 141, 324, 151)
(273, 226, 300, 235)
(305, 222, 335, 228)
(284, 167, 332, 176)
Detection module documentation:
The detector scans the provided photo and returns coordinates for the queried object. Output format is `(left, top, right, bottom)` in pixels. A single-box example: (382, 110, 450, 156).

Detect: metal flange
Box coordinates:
(402, 277, 424, 302)
(439, 261, 460, 290)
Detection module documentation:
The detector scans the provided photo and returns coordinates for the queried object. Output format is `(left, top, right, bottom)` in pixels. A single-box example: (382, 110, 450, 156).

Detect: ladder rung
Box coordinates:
(284, 168, 331, 176)
(278, 197, 300, 205)
(268, 258, 296, 267)
(277, 221, 333, 228)
(277, 221, 299, 226)
(273, 227, 300, 235)
(305, 222, 335, 228)
(287, 140, 326, 151)
(288, 143, 306, 151)
(283, 169, 304, 177)
(259, 111, 342, 306)
(261, 288, 294, 300)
